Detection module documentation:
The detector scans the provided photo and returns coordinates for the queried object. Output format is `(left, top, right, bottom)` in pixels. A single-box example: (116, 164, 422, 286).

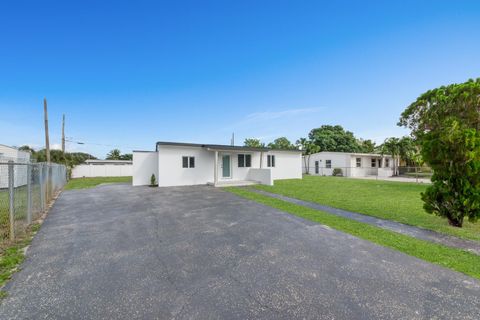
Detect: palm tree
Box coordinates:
(296, 138, 320, 174)
(106, 149, 122, 160)
(381, 137, 400, 175)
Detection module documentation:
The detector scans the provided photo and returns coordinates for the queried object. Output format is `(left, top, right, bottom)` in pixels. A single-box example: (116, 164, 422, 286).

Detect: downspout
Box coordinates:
(260, 151, 263, 168)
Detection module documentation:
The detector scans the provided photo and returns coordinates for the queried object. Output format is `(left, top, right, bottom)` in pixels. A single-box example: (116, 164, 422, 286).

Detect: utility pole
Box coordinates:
(231, 132, 235, 146)
(44, 98, 50, 163)
(61, 114, 65, 153)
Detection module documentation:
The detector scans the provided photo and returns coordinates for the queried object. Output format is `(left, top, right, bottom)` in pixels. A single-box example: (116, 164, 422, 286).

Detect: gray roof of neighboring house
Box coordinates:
(85, 159, 132, 164)
(155, 141, 302, 153)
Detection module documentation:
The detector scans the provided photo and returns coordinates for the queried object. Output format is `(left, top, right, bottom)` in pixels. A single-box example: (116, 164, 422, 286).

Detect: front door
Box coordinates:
(222, 155, 231, 178)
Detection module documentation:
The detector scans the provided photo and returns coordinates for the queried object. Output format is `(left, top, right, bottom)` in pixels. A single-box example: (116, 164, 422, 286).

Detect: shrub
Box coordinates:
(399, 78, 480, 227)
(332, 168, 343, 176)
(150, 174, 156, 186)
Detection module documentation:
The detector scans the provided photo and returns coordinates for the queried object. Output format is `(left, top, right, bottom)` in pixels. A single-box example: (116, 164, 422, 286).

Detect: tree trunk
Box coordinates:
(448, 217, 463, 228)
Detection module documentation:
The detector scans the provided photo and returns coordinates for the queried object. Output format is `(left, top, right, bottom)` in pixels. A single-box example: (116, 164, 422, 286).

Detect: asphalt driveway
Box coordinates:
(0, 184, 479, 319)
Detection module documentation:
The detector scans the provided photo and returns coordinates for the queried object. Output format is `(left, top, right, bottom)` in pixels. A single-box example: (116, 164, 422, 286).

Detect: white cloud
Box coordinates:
(244, 107, 324, 122)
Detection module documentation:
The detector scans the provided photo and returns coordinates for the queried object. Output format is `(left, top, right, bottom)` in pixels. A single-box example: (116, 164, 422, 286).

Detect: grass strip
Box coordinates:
(254, 176, 480, 241)
(0, 223, 40, 298)
(65, 176, 132, 190)
(225, 187, 480, 280)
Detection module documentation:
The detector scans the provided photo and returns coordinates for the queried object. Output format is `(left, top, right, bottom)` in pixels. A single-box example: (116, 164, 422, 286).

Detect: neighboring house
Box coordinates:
(133, 141, 302, 187)
(0, 144, 31, 188)
(304, 151, 394, 178)
(0, 144, 31, 162)
(71, 159, 133, 178)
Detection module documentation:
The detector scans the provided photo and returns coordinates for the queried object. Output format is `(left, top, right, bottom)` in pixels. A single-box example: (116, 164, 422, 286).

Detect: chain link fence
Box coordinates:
(304, 165, 433, 183)
(0, 161, 67, 243)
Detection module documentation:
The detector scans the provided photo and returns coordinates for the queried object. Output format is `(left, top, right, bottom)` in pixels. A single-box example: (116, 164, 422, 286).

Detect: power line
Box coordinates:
(64, 139, 143, 150)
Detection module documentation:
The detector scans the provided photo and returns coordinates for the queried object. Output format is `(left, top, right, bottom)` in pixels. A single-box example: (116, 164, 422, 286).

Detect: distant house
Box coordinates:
(71, 159, 132, 178)
(0, 144, 31, 188)
(133, 141, 302, 187)
(0, 144, 31, 162)
(304, 151, 394, 178)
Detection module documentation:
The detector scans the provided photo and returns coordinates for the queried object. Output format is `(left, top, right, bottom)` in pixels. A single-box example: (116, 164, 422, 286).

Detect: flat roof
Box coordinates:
(156, 141, 301, 153)
(311, 151, 392, 157)
(85, 159, 132, 164)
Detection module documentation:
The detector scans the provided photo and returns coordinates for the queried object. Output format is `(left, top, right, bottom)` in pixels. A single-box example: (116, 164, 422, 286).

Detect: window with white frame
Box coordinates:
(238, 154, 252, 168)
(385, 158, 389, 167)
(371, 158, 376, 167)
(182, 156, 195, 168)
(325, 160, 332, 168)
(356, 158, 361, 168)
(267, 155, 275, 167)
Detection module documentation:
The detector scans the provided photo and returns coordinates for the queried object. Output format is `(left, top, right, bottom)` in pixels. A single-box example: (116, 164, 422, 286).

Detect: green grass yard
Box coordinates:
(65, 176, 132, 190)
(226, 187, 480, 280)
(255, 176, 480, 241)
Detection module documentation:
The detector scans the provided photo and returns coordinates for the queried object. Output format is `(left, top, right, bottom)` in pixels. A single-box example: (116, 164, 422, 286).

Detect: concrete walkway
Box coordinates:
(0, 184, 479, 319)
(248, 188, 480, 255)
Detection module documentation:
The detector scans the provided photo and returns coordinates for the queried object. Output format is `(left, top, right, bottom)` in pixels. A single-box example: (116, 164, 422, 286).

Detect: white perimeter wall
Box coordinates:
(157, 146, 214, 187)
(132, 152, 158, 186)
(72, 164, 133, 178)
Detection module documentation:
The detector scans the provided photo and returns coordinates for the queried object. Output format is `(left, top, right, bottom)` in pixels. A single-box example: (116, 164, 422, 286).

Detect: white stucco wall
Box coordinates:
(263, 151, 302, 180)
(72, 164, 133, 178)
(216, 151, 262, 181)
(247, 168, 273, 185)
(305, 152, 350, 176)
(157, 146, 215, 187)
(132, 151, 158, 186)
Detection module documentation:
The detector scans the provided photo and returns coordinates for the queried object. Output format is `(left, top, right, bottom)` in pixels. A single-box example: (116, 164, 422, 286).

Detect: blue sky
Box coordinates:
(1, 0, 479, 158)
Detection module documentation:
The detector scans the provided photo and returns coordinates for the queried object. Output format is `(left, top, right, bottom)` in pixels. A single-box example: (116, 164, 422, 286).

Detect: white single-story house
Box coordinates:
(133, 141, 303, 187)
(304, 151, 394, 178)
(71, 159, 133, 178)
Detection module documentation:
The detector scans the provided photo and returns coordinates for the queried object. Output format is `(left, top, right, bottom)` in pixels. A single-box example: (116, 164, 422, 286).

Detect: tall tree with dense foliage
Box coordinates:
(358, 139, 377, 153)
(243, 138, 265, 148)
(308, 125, 361, 152)
(296, 138, 320, 174)
(399, 78, 480, 227)
(267, 137, 297, 150)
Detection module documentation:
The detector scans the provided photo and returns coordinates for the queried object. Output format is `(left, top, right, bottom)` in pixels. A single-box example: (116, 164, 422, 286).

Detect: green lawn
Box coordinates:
(225, 187, 480, 280)
(255, 176, 480, 241)
(65, 176, 132, 190)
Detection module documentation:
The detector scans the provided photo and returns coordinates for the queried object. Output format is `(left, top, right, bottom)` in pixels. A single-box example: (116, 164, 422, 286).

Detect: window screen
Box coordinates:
(238, 154, 245, 167)
(182, 156, 195, 168)
(356, 158, 361, 168)
(245, 154, 251, 167)
(267, 155, 275, 167)
(326, 160, 331, 168)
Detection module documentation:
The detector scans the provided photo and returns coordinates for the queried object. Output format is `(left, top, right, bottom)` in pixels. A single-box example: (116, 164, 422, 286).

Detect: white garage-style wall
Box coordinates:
(132, 151, 158, 186)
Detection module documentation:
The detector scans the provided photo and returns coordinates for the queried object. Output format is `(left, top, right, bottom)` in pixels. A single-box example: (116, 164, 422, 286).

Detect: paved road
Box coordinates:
(0, 184, 479, 319)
